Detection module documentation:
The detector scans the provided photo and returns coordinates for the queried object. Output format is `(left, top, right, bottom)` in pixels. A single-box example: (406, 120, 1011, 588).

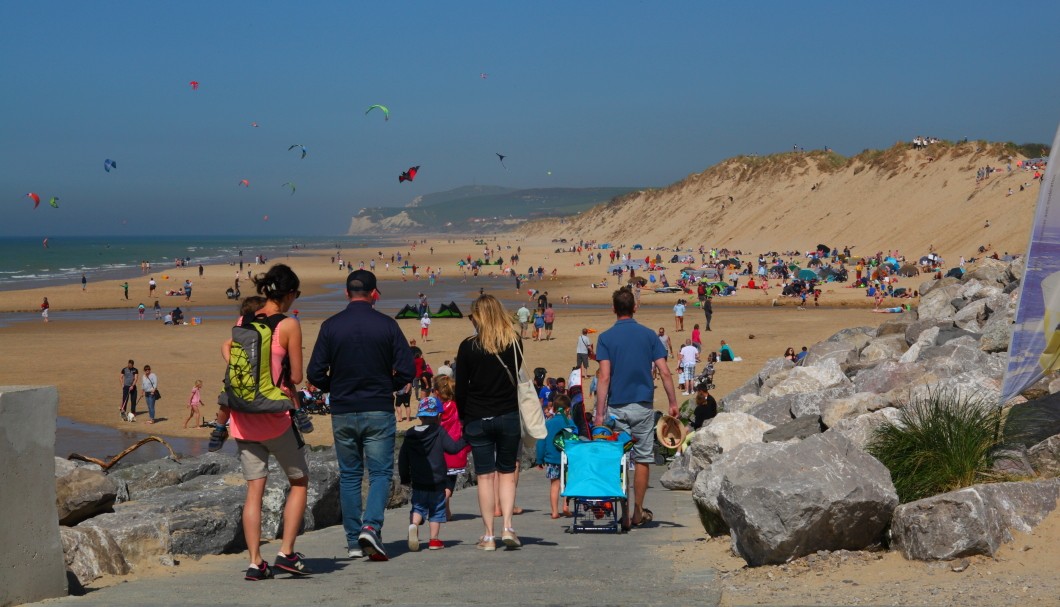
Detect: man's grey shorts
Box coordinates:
(236, 426, 309, 481)
(607, 403, 656, 464)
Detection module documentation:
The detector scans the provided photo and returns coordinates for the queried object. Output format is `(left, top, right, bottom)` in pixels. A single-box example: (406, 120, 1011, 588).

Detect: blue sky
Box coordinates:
(3, 1, 1058, 236)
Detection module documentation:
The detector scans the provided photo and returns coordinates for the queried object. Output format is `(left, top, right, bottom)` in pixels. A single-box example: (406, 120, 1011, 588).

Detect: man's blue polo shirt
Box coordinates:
(596, 318, 667, 406)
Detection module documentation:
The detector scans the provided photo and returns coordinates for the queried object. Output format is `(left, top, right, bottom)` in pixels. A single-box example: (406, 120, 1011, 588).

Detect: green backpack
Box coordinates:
(220, 313, 293, 413)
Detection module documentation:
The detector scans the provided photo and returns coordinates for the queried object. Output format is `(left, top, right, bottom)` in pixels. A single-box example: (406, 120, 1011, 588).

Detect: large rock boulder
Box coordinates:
(687, 412, 774, 473)
(854, 361, 928, 395)
(60, 526, 130, 586)
(110, 452, 241, 503)
(762, 415, 824, 443)
(891, 479, 1060, 560)
(953, 299, 989, 331)
(801, 341, 859, 368)
(827, 407, 903, 451)
(691, 445, 750, 537)
(904, 319, 953, 346)
(1028, 434, 1060, 478)
(716, 433, 897, 566)
(980, 316, 1013, 353)
(859, 334, 909, 363)
(964, 258, 1010, 286)
(820, 392, 888, 429)
(876, 317, 915, 339)
(916, 284, 960, 321)
(56, 467, 119, 526)
(660, 449, 697, 490)
(766, 359, 849, 398)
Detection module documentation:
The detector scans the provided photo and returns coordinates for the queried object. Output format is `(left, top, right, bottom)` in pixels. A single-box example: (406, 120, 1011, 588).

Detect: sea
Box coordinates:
(0, 234, 398, 292)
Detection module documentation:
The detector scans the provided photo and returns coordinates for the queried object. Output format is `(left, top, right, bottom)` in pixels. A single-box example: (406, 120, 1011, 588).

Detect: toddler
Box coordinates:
(184, 379, 203, 429)
(537, 394, 574, 518)
(398, 393, 466, 551)
(435, 376, 469, 518)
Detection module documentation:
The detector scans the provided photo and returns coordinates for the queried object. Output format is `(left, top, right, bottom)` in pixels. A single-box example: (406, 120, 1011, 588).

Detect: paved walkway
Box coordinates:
(36, 464, 719, 607)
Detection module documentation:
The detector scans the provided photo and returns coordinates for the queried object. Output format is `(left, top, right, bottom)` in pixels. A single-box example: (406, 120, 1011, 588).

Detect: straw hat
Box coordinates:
(655, 415, 687, 450)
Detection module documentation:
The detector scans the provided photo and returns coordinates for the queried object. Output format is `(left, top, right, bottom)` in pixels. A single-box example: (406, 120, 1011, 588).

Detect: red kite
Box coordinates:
(398, 166, 420, 183)
(189, 81, 199, 90)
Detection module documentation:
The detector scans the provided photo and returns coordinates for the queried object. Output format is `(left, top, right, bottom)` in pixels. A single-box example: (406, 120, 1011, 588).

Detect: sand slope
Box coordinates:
(533, 141, 1039, 262)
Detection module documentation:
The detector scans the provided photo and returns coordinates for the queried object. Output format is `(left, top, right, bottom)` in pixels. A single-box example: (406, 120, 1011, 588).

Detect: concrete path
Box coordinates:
(36, 464, 719, 607)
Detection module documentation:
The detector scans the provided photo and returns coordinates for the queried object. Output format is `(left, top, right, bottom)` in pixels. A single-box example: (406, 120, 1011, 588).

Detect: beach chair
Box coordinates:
(560, 437, 630, 533)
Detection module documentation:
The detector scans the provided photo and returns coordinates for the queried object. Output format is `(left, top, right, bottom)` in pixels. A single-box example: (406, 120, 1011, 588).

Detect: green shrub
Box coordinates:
(867, 389, 1009, 503)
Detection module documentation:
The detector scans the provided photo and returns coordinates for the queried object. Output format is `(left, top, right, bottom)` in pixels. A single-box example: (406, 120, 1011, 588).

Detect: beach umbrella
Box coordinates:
(788, 263, 799, 272)
(798, 268, 819, 281)
(919, 256, 931, 264)
(817, 244, 831, 255)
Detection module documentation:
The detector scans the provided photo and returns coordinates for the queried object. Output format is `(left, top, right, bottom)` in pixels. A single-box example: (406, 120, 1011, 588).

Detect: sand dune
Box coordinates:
(532, 141, 1040, 264)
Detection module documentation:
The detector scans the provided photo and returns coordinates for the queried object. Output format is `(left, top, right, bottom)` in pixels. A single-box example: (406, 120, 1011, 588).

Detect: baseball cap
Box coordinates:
(346, 269, 380, 294)
(417, 396, 441, 418)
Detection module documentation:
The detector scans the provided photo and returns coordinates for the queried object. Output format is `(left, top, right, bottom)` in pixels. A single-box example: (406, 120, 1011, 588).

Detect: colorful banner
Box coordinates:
(1001, 124, 1060, 403)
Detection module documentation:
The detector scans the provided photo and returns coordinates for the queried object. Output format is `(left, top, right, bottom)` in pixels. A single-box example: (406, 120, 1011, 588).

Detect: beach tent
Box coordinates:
(945, 267, 965, 279)
(817, 244, 831, 255)
(598, 243, 611, 249)
(632, 244, 643, 250)
(707, 281, 729, 293)
(394, 304, 420, 319)
(432, 302, 464, 318)
(798, 269, 819, 281)
(669, 255, 680, 263)
(897, 264, 920, 277)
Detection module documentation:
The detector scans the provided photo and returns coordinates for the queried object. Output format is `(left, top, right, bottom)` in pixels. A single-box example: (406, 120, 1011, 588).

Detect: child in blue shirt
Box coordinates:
(536, 394, 574, 519)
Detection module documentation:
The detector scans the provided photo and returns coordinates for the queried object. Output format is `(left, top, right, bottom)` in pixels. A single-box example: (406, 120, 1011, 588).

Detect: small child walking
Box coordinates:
(537, 394, 574, 518)
(435, 376, 469, 519)
(399, 393, 466, 551)
(184, 379, 203, 428)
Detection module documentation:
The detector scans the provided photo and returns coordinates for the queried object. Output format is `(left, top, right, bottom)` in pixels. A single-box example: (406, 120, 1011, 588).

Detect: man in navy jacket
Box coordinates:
(308, 270, 414, 562)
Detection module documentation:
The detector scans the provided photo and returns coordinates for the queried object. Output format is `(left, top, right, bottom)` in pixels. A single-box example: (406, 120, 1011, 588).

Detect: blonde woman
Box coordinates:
(454, 295, 523, 550)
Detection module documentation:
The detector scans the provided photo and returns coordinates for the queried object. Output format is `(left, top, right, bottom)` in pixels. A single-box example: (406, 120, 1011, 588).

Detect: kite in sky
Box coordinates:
(49, 197, 59, 208)
(365, 104, 389, 121)
(263, 215, 269, 221)
(398, 166, 420, 183)
(189, 81, 199, 90)
(480, 73, 488, 79)
(282, 181, 296, 195)
(43, 238, 48, 248)
(239, 179, 250, 187)
(251, 122, 259, 128)
(104, 159, 117, 172)
(26, 192, 40, 209)
(496, 153, 508, 169)
(288, 144, 307, 159)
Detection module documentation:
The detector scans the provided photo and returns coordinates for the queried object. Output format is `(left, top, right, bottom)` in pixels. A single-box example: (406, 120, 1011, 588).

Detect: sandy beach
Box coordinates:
(0, 234, 889, 451)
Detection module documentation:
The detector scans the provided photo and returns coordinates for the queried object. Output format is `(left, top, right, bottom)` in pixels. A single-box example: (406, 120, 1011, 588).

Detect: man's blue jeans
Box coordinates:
(331, 411, 396, 548)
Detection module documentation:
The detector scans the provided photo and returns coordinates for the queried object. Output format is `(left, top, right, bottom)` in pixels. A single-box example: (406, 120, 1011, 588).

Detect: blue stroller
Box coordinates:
(559, 434, 631, 533)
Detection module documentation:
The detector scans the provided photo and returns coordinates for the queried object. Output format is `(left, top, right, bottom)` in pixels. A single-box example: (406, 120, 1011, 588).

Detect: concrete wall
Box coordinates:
(0, 386, 67, 606)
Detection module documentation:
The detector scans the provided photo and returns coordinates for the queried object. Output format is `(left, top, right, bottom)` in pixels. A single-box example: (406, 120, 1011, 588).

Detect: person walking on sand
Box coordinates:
(543, 303, 555, 340)
(81, 274, 87, 291)
(673, 299, 686, 332)
(702, 295, 713, 331)
(420, 313, 432, 341)
(122, 282, 129, 300)
(575, 328, 593, 374)
(141, 365, 160, 424)
(40, 297, 50, 322)
(184, 379, 203, 428)
(184, 279, 193, 302)
(308, 270, 414, 561)
(594, 287, 678, 529)
(148, 277, 156, 298)
(120, 360, 139, 420)
(138, 302, 146, 320)
(153, 299, 162, 320)
(516, 304, 530, 339)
